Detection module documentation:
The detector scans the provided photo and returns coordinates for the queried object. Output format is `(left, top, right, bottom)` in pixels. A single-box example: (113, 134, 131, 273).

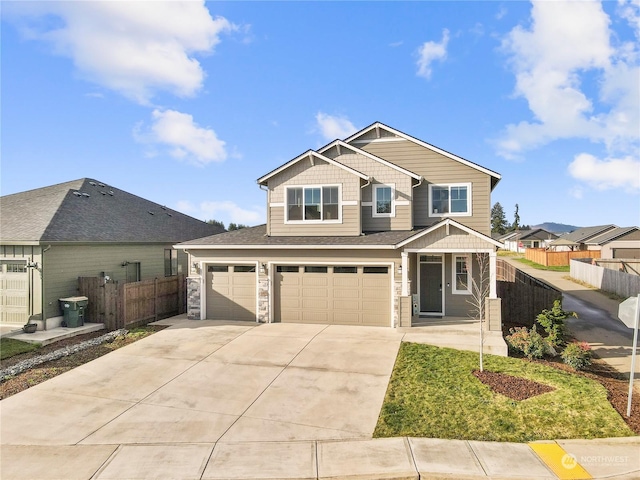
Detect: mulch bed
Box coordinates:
(473, 370, 555, 401)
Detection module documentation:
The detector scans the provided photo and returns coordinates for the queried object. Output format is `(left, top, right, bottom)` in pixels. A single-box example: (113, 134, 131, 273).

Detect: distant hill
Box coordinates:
(533, 222, 580, 233)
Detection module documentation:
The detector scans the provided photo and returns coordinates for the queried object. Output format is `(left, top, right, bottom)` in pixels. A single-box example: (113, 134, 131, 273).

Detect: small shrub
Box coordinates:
(561, 342, 592, 370)
(506, 326, 547, 360)
(536, 299, 576, 348)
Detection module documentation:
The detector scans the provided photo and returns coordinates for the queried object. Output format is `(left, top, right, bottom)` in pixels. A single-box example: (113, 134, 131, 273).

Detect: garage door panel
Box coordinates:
(302, 277, 328, 287)
(0, 266, 29, 325)
(275, 266, 390, 327)
(206, 267, 256, 321)
(334, 288, 360, 299)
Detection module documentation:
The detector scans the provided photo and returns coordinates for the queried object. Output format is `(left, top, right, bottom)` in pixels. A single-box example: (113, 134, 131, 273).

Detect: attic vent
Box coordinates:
(89, 181, 97, 186)
(98, 183, 105, 187)
(73, 191, 82, 196)
(100, 191, 106, 195)
(82, 193, 90, 197)
(108, 191, 114, 196)
(166, 212, 172, 217)
(148, 211, 155, 215)
(161, 206, 167, 210)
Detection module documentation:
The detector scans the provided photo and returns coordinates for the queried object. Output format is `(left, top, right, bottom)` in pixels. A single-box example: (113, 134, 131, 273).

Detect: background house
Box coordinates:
(499, 228, 558, 253)
(547, 225, 616, 251)
(177, 122, 504, 332)
(0, 178, 223, 330)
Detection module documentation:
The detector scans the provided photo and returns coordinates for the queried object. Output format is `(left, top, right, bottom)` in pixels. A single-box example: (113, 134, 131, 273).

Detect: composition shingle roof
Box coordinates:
(1, 178, 224, 243)
(585, 226, 639, 245)
(560, 224, 617, 243)
(177, 224, 429, 248)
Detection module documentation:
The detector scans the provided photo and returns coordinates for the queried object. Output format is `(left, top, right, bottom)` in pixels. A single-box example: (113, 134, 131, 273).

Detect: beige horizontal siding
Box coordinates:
(269, 205, 360, 236)
(362, 204, 412, 231)
(360, 140, 491, 235)
(43, 244, 186, 319)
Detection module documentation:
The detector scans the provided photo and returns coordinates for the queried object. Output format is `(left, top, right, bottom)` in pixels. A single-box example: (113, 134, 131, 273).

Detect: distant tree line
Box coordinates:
(207, 219, 249, 231)
(491, 202, 530, 235)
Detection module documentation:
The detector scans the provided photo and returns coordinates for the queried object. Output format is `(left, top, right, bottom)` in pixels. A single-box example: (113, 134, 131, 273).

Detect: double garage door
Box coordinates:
(205, 263, 391, 326)
(275, 265, 391, 326)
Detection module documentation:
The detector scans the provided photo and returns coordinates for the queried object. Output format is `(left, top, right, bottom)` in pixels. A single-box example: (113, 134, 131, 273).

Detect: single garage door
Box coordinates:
(275, 265, 391, 326)
(205, 265, 257, 321)
(0, 260, 29, 325)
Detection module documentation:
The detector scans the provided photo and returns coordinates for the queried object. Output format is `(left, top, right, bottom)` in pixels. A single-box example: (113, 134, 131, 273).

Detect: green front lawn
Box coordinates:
(515, 257, 570, 272)
(1, 338, 41, 360)
(374, 343, 633, 442)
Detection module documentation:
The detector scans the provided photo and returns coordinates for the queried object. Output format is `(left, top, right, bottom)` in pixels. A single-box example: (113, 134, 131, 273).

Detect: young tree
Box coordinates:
(511, 203, 521, 231)
(491, 202, 508, 234)
(466, 252, 490, 372)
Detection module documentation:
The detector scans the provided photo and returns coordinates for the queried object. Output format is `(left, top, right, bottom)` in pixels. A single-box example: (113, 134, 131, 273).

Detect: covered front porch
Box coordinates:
(393, 219, 504, 334)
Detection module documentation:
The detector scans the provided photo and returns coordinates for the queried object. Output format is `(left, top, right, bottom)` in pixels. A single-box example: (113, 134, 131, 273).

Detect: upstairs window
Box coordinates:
(429, 183, 471, 216)
(286, 186, 340, 222)
(373, 184, 394, 217)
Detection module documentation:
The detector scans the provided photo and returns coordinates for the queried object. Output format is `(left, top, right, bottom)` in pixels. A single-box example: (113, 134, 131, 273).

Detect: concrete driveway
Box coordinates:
(1, 320, 402, 477)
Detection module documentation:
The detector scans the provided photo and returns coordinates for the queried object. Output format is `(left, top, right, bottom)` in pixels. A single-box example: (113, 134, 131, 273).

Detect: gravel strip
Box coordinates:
(0, 329, 128, 382)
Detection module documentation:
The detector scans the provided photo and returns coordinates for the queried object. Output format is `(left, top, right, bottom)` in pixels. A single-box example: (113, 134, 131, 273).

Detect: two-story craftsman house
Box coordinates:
(176, 122, 504, 329)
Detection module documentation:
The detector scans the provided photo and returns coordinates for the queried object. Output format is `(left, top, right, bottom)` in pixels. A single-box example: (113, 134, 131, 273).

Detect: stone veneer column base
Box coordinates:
(187, 277, 201, 320)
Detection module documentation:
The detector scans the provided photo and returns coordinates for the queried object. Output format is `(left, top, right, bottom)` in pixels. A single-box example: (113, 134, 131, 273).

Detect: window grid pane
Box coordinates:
(287, 188, 303, 221)
(376, 187, 392, 214)
(432, 186, 449, 214)
(455, 257, 468, 290)
(322, 186, 339, 220)
(304, 188, 321, 220)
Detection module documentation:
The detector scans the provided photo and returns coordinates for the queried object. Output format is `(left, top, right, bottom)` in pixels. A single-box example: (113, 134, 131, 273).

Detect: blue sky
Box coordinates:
(2, 0, 639, 229)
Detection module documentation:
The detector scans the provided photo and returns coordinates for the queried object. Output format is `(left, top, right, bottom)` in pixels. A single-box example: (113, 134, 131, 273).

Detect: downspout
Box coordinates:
(259, 183, 269, 236)
(41, 245, 51, 331)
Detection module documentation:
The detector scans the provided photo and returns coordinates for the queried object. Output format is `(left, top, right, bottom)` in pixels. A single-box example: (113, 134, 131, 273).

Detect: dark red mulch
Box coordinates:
(473, 370, 555, 401)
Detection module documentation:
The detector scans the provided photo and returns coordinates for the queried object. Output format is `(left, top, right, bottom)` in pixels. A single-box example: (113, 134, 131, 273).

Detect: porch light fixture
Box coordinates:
(260, 263, 267, 275)
(397, 265, 402, 275)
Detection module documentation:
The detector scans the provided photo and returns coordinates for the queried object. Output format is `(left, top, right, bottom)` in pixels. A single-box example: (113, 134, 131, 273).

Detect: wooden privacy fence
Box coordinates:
(570, 259, 640, 298)
(496, 259, 561, 326)
(525, 248, 600, 267)
(78, 274, 186, 330)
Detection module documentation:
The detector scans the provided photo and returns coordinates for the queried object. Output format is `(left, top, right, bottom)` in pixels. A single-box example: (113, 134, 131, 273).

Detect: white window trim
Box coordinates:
(284, 184, 342, 224)
(372, 183, 395, 218)
(428, 182, 472, 217)
(452, 254, 472, 295)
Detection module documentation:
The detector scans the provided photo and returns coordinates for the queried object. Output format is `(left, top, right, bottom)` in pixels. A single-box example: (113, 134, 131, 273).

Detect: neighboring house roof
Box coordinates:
(257, 150, 369, 185)
(0, 178, 223, 243)
(558, 224, 617, 244)
(585, 226, 639, 245)
(317, 140, 423, 181)
(344, 121, 502, 189)
(496, 231, 518, 242)
(507, 229, 558, 242)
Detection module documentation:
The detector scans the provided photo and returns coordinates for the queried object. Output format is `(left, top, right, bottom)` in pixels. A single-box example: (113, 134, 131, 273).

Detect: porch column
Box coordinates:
(489, 250, 497, 298)
(401, 251, 409, 296)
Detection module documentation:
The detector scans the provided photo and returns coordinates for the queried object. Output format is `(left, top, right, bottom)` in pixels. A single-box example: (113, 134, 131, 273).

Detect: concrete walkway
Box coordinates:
(1, 318, 638, 479)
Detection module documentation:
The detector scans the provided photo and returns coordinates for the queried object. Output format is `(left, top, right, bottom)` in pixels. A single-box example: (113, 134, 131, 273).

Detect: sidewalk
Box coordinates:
(2, 436, 638, 479)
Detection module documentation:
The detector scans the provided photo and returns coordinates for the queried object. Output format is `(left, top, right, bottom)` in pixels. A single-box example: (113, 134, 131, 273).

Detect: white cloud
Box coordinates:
(315, 113, 358, 140)
(568, 153, 640, 191)
(135, 109, 227, 166)
(496, 0, 639, 159)
(7, 1, 235, 104)
(176, 200, 263, 225)
(416, 29, 450, 79)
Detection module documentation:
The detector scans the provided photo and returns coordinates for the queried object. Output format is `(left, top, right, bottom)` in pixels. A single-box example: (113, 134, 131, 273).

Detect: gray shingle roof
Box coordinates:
(585, 226, 639, 245)
(1, 178, 224, 243)
(561, 224, 617, 243)
(177, 224, 427, 247)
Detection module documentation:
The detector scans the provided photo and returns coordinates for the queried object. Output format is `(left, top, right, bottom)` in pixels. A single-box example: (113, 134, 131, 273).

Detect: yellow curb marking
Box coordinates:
(529, 443, 592, 479)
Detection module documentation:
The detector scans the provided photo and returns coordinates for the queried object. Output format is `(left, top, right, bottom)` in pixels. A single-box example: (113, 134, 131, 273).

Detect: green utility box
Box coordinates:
(59, 296, 89, 328)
